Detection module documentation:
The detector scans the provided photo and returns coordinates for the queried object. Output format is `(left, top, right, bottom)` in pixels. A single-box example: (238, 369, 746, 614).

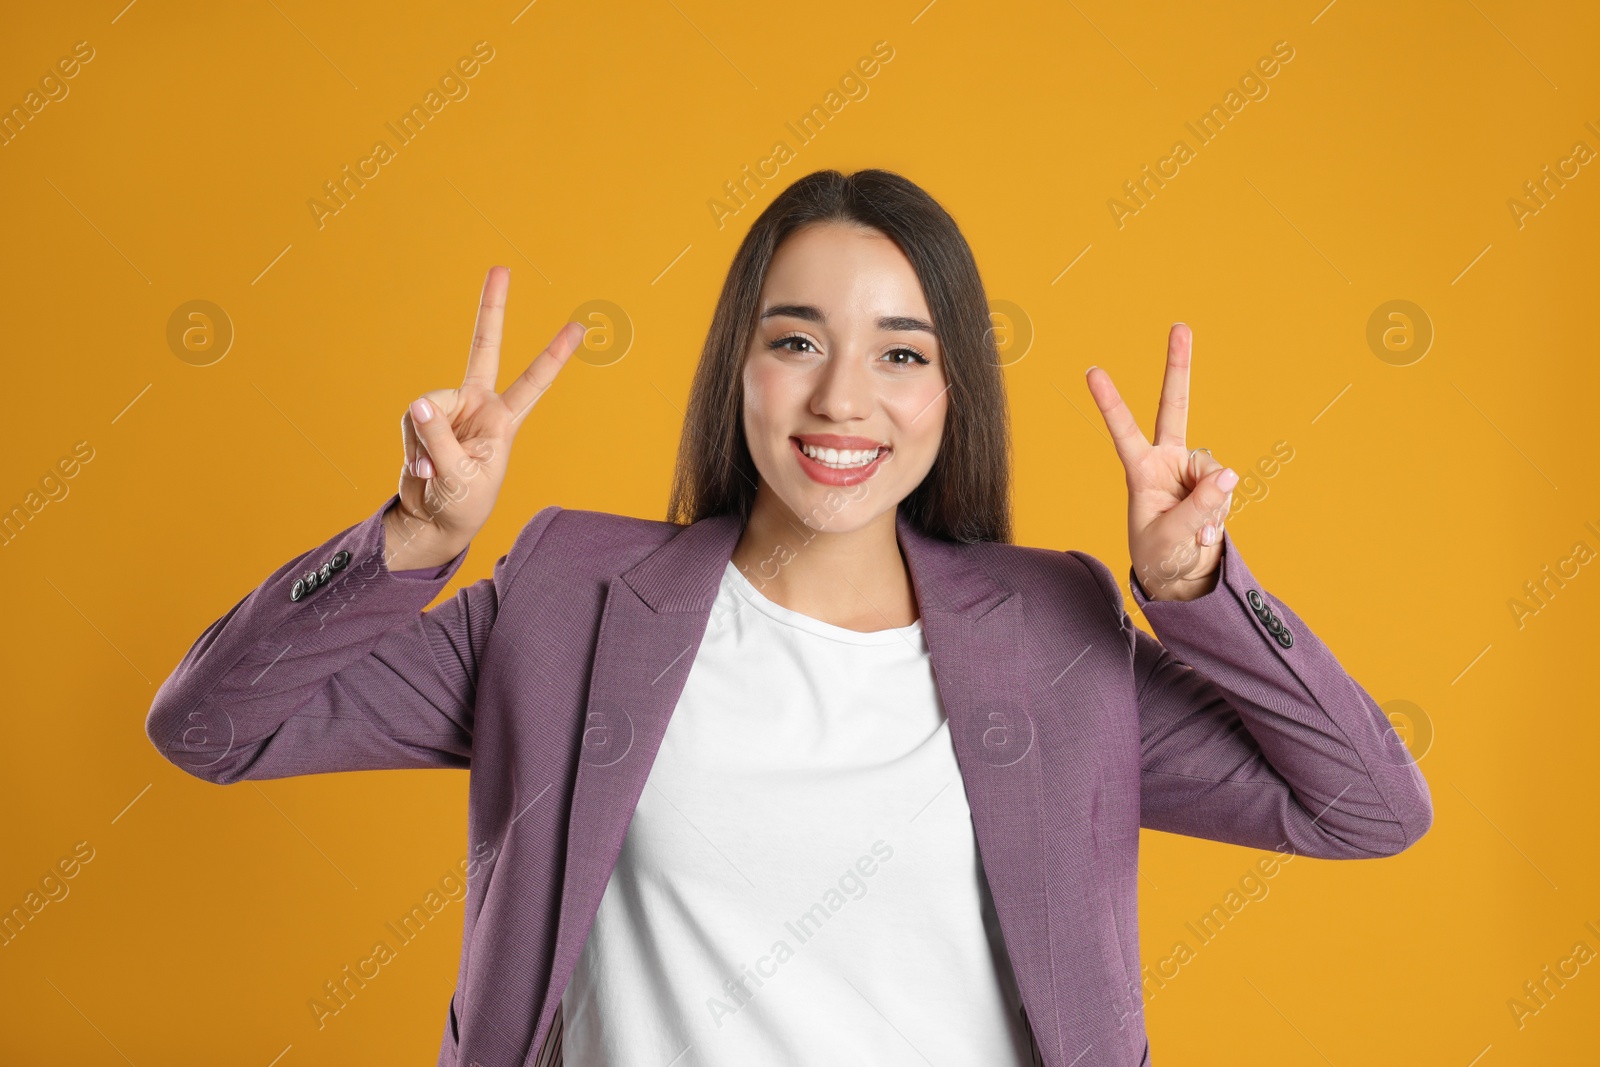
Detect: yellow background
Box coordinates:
(3, 1, 1596, 1063)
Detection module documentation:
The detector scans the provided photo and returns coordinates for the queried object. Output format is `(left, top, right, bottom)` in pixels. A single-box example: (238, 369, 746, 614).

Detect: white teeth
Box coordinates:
(799, 442, 883, 468)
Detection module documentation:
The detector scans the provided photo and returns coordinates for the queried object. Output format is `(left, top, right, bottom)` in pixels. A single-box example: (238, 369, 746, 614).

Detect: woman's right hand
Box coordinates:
(383, 265, 584, 570)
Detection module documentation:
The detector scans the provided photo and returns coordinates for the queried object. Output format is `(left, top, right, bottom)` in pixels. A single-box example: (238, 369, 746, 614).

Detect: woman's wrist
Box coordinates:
(382, 502, 468, 572)
(1134, 565, 1221, 603)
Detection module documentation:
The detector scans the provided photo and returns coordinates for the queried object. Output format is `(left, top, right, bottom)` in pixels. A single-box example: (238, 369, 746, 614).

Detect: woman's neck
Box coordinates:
(728, 488, 920, 632)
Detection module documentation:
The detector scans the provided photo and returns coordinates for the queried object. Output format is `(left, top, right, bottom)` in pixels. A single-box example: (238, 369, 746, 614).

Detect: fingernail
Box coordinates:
(1218, 468, 1238, 490)
(417, 455, 433, 478)
(412, 398, 433, 423)
(1202, 523, 1216, 546)
(1085, 365, 1098, 374)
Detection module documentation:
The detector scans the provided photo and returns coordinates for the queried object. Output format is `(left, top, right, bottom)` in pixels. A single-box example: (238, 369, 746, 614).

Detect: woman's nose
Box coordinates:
(809, 348, 872, 421)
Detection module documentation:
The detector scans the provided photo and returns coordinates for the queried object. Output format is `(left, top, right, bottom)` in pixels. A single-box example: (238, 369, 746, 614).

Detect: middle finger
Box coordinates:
(1153, 323, 1192, 450)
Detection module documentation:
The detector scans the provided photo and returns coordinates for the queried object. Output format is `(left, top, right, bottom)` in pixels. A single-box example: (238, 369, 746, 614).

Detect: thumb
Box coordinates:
(1177, 463, 1238, 539)
(407, 393, 471, 488)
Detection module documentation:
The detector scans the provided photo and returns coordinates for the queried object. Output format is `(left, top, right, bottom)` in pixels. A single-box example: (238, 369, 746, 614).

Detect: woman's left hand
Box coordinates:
(1085, 323, 1240, 602)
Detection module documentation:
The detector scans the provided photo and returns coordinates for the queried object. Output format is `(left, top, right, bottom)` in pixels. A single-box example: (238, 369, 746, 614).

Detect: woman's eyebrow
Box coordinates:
(877, 314, 936, 335)
(760, 303, 826, 325)
(759, 304, 936, 334)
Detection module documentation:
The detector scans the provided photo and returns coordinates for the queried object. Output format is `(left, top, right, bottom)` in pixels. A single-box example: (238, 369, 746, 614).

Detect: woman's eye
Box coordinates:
(770, 335, 816, 354)
(883, 348, 930, 366)
(768, 336, 929, 366)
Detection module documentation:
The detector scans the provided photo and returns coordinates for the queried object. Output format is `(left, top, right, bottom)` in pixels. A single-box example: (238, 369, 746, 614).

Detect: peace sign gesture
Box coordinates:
(1084, 324, 1241, 602)
(383, 265, 585, 570)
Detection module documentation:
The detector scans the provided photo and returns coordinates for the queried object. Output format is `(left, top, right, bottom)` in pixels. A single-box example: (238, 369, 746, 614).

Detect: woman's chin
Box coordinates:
(758, 482, 889, 536)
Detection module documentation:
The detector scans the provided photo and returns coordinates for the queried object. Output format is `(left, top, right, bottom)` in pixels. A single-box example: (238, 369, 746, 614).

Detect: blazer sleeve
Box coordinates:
(145, 491, 562, 784)
(1068, 531, 1433, 859)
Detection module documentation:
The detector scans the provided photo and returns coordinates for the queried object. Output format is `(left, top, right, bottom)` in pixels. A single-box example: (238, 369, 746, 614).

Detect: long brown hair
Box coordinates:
(666, 168, 1012, 544)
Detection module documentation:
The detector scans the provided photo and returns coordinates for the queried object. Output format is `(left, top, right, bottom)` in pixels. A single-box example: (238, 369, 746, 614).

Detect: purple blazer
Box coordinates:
(146, 491, 1432, 1067)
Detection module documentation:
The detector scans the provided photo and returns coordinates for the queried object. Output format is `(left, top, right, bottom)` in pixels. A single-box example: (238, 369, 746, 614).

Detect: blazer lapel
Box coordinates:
(530, 511, 744, 1055)
(894, 511, 1060, 1063)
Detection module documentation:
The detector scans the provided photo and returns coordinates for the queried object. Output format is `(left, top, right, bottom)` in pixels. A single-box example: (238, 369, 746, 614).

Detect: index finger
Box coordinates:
(1152, 323, 1191, 449)
(501, 321, 585, 426)
(1085, 365, 1150, 472)
(462, 265, 510, 392)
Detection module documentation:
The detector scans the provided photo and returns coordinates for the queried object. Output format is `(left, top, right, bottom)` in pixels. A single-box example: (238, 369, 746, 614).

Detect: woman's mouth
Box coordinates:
(790, 437, 891, 486)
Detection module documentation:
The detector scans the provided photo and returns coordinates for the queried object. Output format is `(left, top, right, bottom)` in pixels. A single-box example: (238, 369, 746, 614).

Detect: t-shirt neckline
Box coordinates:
(720, 560, 924, 647)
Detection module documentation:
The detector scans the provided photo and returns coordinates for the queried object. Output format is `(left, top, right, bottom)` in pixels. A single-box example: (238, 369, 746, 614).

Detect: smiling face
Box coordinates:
(741, 221, 950, 534)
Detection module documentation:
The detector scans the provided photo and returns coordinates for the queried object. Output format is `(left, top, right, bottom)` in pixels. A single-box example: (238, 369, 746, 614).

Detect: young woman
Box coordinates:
(147, 169, 1433, 1067)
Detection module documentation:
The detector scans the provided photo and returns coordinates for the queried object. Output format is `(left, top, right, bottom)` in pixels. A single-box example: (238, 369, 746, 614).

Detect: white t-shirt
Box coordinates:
(559, 559, 1034, 1066)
